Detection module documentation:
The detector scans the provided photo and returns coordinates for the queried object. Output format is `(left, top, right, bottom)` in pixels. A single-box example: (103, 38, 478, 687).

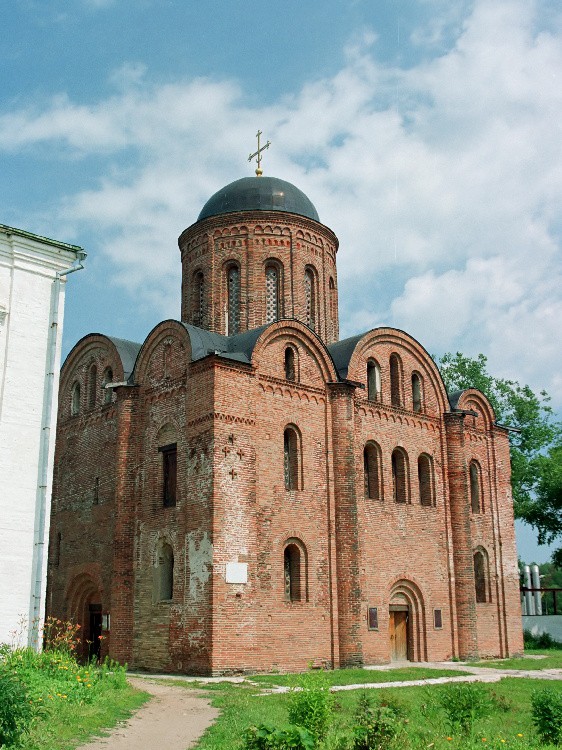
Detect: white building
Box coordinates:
(0, 225, 85, 647)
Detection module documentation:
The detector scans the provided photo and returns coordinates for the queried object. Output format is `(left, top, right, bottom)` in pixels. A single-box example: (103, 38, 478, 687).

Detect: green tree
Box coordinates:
(437, 352, 562, 558)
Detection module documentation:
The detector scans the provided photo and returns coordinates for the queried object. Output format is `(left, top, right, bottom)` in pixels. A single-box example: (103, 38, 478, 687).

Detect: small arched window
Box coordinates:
(284, 540, 307, 602)
(102, 367, 113, 405)
(193, 271, 204, 326)
(418, 453, 434, 506)
(71, 381, 81, 416)
(474, 549, 489, 603)
(392, 448, 409, 503)
(226, 263, 240, 335)
(470, 461, 482, 513)
(412, 373, 422, 413)
(284, 426, 301, 491)
(364, 442, 382, 500)
(367, 360, 381, 402)
(154, 542, 174, 602)
(304, 267, 316, 331)
(265, 263, 281, 323)
(284, 347, 296, 382)
(390, 354, 402, 407)
(88, 365, 97, 409)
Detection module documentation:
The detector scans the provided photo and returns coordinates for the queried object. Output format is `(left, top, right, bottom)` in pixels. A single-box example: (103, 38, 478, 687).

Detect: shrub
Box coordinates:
(531, 687, 562, 745)
(287, 671, 334, 742)
(243, 723, 316, 749)
(0, 666, 36, 747)
(351, 691, 403, 750)
(524, 628, 562, 649)
(437, 682, 492, 736)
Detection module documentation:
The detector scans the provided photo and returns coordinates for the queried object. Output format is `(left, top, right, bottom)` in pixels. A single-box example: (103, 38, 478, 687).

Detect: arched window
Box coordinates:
(88, 365, 97, 409)
(474, 549, 489, 603)
(102, 367, 113, 405)
(470, 461, 482, 513)
(154, 542, 174, 602)
(284, 347, 296, 382)
(284, 540, 307, 602)
(265, 263, 280, 323)
(304, 267, 316, 331)
(392, 448, 409, 503)
(284, 426, 301, 490)
(367, 359, 381, 401)
(226, 263, 240, 335)
(412, 373, 422, 413)
(418, 453, 434, 506)
(329, 277, 337, 339)
(193, 271, 204, 325)
(71, 381, 81, 416)
(364, 442, 383, 500)
(390, 354, 402, 407)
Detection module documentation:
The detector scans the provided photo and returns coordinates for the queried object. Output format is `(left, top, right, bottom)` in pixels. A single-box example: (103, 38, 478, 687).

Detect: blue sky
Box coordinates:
(2, 0, 561, 562)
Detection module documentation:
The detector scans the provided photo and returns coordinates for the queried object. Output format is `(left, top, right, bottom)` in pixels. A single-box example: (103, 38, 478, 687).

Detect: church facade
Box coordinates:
(46, 175, 523, 674)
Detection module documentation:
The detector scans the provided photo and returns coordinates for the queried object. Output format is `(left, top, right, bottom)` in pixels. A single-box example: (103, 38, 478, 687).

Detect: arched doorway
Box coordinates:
(65, 573, 103, 662)
(388, 580, 427, 662)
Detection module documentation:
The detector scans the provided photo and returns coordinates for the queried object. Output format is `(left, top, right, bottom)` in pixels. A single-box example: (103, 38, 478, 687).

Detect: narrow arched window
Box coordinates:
(154, 542, 174, 602)
(412, 373, 422, 413)
(102, 367, 113, 405)
(474, 549, 488, 603)
(284, 426, 301, 490)
(329, 277, 337, 339)
(193, 271, 204, 325)
(367, 360, 381, 401)
(227, 263, 240, 335)
(304, 268, 316, 331)
(71, 381, 81, 416)
(265, 264, 280, 323)
(364, 442, 382, 500)
(284, 541, 306, 601)
(88, 365, 97, 409)
(390, 354, 402, 407)
(284, 347, 296, 382)
(470, 461, 482, 513)
(418, 453, 433, 506)
(392, 448, 409, 503)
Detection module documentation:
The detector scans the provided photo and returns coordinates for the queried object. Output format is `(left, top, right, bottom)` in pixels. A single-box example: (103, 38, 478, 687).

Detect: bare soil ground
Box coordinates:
(76, 677, 218, 750)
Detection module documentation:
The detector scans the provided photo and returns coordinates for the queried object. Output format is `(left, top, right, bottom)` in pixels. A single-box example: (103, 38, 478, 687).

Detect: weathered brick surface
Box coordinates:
(47, 199, 522, 674)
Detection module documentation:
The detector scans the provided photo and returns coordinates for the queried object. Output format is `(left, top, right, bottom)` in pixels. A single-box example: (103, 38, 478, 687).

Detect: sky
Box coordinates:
(1, 0, 561, 563)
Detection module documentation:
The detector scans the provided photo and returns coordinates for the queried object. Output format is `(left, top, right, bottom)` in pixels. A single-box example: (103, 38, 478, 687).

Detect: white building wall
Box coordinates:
(0, 225, 84, 646)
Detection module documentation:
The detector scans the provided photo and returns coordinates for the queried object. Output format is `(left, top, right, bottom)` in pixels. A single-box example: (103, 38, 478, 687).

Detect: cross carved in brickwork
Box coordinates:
(237, 448, 244, 459)
(223, 446, 230, 456)
(228, 433, 235, 444)
(229, 467, 237, 479)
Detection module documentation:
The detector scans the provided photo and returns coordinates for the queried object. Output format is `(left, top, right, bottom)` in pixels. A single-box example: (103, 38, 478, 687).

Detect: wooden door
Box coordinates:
(389, 610, 409, 661)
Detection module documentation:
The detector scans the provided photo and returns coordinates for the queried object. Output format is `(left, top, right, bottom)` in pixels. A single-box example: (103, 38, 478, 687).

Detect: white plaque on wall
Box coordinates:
(225, 562, 248, 584)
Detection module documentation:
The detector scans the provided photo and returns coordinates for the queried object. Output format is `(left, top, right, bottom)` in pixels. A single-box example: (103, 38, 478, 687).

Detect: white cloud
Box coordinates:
(0, 0, 561, 407)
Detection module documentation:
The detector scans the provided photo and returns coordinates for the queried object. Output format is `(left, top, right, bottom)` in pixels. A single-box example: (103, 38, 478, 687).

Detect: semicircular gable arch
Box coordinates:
(453, 388, 497, 430)
(132, 319, 192, 384)
(346, 327, 450, 414)
(59, 333, 138, 402)
(251, 319, 338, 384)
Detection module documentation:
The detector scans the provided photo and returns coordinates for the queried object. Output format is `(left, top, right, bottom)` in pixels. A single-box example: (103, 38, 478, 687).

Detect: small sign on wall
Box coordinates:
(226, 562, 248, 584)
(368, 607, 379, 630)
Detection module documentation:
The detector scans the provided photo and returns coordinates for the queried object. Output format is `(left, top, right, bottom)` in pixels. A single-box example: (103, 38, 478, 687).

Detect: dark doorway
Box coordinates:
(88, 603, 102, 662)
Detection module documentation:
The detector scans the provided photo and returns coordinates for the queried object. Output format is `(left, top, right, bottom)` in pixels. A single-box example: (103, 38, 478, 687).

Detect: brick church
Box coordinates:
(46, 170, 523, 674)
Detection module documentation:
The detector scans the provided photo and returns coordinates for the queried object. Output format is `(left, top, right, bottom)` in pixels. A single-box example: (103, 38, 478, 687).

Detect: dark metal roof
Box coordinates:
(447, 389, 465, 411)
(181, 323, 270, 365)
(107, 337, 142, 380)
(327, 333, 366, 379)
(197, 176, 320, 222)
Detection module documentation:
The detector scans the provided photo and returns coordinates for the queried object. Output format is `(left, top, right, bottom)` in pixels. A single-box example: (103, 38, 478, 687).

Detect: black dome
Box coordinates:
(197, 176, 320, 222)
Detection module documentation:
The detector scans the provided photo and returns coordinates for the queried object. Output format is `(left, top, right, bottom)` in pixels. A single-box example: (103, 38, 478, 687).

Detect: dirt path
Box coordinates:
(76, 677, 219, 750)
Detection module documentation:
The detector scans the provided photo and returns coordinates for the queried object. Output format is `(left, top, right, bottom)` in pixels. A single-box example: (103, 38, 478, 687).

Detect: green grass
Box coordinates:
(249, 666, 470, 687)
(477, 649, 562, 670)
(189, 677, 562, 750)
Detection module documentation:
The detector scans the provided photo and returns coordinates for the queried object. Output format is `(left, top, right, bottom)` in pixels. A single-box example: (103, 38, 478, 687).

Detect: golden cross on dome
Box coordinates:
(248, 130, 271, 176)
